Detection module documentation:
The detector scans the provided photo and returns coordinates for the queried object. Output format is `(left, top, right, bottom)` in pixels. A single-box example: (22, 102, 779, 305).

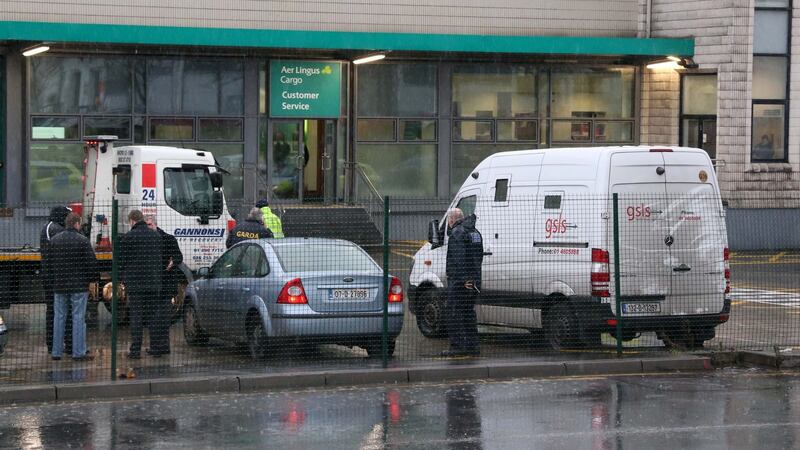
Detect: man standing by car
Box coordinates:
(46, 213, 97, 361)
(40, 205, 72, 354)
(256, 198, 284, 238)
(119, 210, 162, 359)
(145, 215, 183, 357)
(441, 208, 483, 357)
(226, 207, 274, 248)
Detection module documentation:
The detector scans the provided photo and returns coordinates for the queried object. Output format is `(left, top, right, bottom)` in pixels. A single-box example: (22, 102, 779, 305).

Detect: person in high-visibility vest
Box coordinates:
(255, 198, 284, 238)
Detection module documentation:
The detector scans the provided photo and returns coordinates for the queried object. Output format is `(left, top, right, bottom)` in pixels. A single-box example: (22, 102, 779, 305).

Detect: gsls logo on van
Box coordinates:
(626, 204, 653, 221)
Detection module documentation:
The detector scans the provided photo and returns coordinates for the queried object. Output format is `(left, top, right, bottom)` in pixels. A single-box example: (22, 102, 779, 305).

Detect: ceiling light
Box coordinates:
(353, 53, 386, 65)
(22, 45, 50, 57)
(646, 59, 682, 70)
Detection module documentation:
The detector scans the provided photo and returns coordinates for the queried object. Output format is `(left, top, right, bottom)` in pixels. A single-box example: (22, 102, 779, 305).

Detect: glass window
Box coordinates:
(30, 57, 132, 114)
(357, 63, 437, 117)
(595, 121, 634, 143)
(28, 143, 84, 202)
(553, 120, 592, 142)
(551, 68, 634, 119)
(357, 143, 437, 197)
(163, 167, 221, 216)
(752, 104, 785, 161)
(453, 120, 493, 141)
(273, 243, 380, 273)
(357, 119, 395, 141)
(238, 245, 269, 277)
(452, 65, 536, 118)
(400, 120, 436, 141)
(756, 0, 789, 6)
(494, 179, 508, 202)
(211, 246, 245, 278)
(753, 56, 787, 99)
(31, 116, 80, 140)
(450, 143, 531, 194)
(682, 75, 718, 115)
(754, 10, 789, 54)
(198, 118, 243, 141)
(147, 59, 244, 115)
(84, 117, 131, 140)
(456, 195, 477, 217)
(544, 195, 562, 209)
(497, 120, 537, 141)
(185, 143, 244, 201)
(150, 117, 194, 140)
(115, 164, 131, 194)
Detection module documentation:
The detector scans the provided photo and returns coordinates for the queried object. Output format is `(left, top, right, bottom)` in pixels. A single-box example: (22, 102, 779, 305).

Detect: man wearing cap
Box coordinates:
(256, 198, 284, 238)
(40, 205, 72, 354)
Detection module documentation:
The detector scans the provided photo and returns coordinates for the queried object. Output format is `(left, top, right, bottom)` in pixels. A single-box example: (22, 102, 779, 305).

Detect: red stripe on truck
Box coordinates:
(142, 163, 156, 188)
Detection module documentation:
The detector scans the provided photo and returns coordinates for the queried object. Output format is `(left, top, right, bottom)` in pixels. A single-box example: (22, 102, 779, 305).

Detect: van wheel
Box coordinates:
(545, 304, 582, 350)
(416, 289, 447, 338)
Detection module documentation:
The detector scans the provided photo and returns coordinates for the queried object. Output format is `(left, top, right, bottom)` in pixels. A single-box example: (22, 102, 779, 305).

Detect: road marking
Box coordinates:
(770, 251, 788, 263)
(730, 287, 800, 308)
(391, 250, 416, 259)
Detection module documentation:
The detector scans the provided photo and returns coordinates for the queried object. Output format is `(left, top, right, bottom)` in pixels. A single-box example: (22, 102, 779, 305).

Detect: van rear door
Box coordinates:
(661, 152, 726, 315)
(609, 152, 671, 303)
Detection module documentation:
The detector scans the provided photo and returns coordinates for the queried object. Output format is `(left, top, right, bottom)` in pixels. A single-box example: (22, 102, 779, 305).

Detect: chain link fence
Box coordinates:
(0, 193, 798, 385)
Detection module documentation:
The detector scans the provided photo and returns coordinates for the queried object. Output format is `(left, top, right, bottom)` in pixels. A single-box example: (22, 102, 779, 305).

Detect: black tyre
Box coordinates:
(183, 305, 208, 346)
(365, 339, 396, 358)
(545, 303, 582, 350)
(169, 279, 189, 324)
(247, 317, 268, 360)
(416, 288, 447, 338)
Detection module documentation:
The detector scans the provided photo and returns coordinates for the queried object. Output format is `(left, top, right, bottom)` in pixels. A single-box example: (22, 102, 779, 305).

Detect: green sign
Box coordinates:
(270, 60, 342, 118)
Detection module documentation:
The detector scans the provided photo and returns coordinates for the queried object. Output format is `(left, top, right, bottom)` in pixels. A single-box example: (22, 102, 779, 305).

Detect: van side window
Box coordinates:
(456, 195, 477, 217)
(544, 195, 562, 209)
(494, 179, 509, 202)
(115, 165, 131, 194)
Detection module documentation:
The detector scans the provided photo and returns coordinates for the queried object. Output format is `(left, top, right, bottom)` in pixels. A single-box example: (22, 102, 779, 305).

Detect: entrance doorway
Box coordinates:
(269, 119, 335, 203)
(680, 73, 718, 159)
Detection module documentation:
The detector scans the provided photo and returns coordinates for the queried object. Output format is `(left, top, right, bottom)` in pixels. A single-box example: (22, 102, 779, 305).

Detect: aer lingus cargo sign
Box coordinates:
(270, 60, 342, 118)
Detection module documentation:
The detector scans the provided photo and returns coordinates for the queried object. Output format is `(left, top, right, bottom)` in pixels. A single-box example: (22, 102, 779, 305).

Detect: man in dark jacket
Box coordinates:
(441, 208, 484, 357)
(145, 215, 183, 356)
(226, 207, 273, 248)
(45, 213, 98, 360)
(119, 210, 162, 359)
(40, 205, 72, 354)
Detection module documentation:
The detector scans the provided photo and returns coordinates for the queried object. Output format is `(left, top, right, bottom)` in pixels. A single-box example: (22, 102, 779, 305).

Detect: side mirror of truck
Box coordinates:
(212, 191, 224, 215)
(428, 219, 444, 249)
(210, 172, 224, 189)
(197, 267, 210, 278)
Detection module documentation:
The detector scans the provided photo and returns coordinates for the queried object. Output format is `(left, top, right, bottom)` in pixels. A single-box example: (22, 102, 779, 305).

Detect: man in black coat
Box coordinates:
(441, 208, 484, 357)
(145, 215, 183, 356)
(39, 205, 72, 354)
(226, 207, 273, 248)
(45, 213, 98, 360)
(119, 210, 162, 359)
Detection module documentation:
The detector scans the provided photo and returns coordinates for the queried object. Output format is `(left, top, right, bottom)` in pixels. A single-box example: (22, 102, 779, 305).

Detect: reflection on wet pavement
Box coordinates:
(1, 370, 800, 449)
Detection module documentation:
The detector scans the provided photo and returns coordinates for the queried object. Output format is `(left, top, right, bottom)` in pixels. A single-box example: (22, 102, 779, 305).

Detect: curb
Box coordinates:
(0, 355, 712, 406)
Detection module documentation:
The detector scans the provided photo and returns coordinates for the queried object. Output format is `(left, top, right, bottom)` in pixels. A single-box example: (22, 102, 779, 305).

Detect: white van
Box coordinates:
(409, 146, 730, 349)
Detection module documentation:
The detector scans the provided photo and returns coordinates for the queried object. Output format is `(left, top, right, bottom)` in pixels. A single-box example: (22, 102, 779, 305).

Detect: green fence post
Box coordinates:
(382, 196, 390, 368)
(110, 199, 119, 380)
(612, 193, 623, 357)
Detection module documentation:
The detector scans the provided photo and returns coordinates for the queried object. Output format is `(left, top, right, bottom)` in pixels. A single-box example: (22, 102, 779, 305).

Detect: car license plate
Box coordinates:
(621, 302, 661, 314)
(330, 288, 370, 300)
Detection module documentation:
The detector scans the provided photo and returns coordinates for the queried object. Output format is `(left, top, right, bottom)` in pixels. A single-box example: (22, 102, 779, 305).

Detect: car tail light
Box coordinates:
(591, 248, 610, 298)
(227, 219, 237, 231)
(277, 278, 308, 304)
(719, 313, 729, 323)
(388, 277, 404, 303)
(723, 247, 731, 294)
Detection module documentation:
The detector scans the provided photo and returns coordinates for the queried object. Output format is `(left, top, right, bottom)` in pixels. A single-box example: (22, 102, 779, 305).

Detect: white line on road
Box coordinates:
(731, 287, 800, 308)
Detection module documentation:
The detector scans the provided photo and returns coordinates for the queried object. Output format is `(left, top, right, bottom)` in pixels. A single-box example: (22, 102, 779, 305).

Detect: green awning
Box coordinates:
(0, 21, 694, 57)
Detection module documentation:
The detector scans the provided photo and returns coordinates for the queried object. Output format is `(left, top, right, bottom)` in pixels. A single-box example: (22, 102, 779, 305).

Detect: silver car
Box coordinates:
(183, 238, 404, 359)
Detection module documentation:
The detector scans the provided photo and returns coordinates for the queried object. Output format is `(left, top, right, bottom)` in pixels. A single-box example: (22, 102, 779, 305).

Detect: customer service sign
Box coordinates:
(270, 60, 342, 118)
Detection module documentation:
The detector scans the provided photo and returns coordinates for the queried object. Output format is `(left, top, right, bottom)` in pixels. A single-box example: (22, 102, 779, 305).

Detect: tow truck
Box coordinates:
(0, 136, 234, 319)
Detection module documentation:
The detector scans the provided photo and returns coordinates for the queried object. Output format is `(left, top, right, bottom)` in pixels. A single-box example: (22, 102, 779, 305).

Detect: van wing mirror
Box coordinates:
(428, 219, 444, 249)
(212, 191, 224, 215)
(209, 172, 224, 189)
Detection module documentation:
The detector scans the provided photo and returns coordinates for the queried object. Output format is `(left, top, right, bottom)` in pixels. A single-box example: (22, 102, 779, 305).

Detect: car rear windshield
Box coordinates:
(273, 243, 380, 273)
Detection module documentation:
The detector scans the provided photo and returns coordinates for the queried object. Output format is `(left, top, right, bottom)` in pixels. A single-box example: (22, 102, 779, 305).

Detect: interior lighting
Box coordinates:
(353, 53, 386, 65)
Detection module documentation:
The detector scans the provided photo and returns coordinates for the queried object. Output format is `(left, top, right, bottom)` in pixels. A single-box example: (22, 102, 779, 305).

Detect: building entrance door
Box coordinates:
(269, 119, 335, 203)
(681, 118, 717, 159)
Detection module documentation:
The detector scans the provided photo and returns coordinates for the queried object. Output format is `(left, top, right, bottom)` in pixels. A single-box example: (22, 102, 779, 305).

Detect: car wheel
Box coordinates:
(183, 305, 208, 346)
(365, 339, 396, 358)
(545, 303, 582, 350)
(247, 318, 268, 360)
(416, 289, 446, 338)
(169, 279, 188, 324)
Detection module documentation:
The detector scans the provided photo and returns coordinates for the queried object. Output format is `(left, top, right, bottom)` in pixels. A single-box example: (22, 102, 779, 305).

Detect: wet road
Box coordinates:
(2, 370, 800, 449)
